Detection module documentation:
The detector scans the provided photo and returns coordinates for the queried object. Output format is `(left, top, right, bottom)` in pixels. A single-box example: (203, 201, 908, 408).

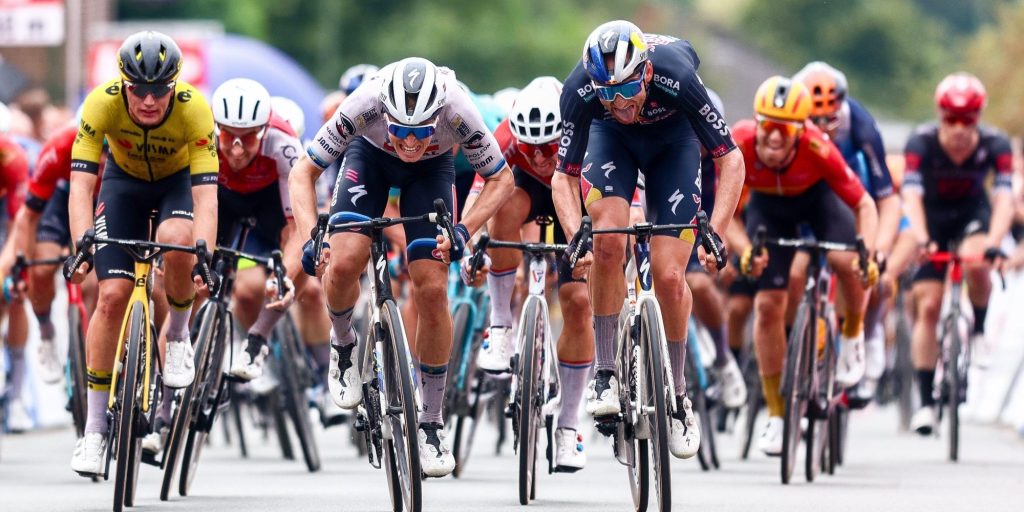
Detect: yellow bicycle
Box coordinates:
(64, 224, 213, 512)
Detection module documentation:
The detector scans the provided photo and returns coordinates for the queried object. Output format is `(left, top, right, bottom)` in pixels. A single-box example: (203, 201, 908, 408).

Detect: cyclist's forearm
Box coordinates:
(874, 194, 902, 256)
(279, 219, 304, 283)
(725, 215, 751, 252)
(855, 195, 879, 254)
(68, 172, 98, 249)
(9, 207, 41, 261)
(191, 184, 218, 249)
(552, 172, 583, 240)
(987, 192, 1014, 249)
(461, 167, 513, 235)
(289, 156, 323, 241)
(901, 190, 929, 245)
(710, 149, 745, 236)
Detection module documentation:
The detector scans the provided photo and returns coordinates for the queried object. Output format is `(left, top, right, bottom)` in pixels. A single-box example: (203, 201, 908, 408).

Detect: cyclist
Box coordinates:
(0, 130, 30, 430)
(903, 72, 1013, 435)
(726, 76, 879, 455)
(291, 57, 514, 477)
(339, 64, 380, 96)
(67, 31, 218, 476)
(793, 61, 908, 403)
(466, 77, 593, 471)
(683, 87, 747, 409)
(553, 21, 744, 459)
(0, 124, 101, 387)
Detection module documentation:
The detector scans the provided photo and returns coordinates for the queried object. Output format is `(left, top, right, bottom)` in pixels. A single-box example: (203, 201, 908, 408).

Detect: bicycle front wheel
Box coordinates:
(67, 304, 89, 438)
(781, 302, 812, 485)
(618, 314, 649, 512)
(113, 302, 146, 512)
(639, 301, 671, 512)
(947, 322, 962, 462)
(380, 300, 422, 512)
(516, 298, 544, 505)
(180, 304, 230, 496)
(276, 315, 321, 472)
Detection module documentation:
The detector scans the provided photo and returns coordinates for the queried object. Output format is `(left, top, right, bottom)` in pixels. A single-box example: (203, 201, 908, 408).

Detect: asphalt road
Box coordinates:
(1, 403, 1021, 512)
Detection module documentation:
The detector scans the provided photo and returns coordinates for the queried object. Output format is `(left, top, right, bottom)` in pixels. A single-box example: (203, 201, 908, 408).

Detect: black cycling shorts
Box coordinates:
(36, 181, 71, 246)
(581, 119, 702, 241)
(93, 161, 194, 281)
(217, 182, 287, 258)
(914, 199, 991, 282)
(329, 137, 456, 263)
(512, 169, 582, 287)
(745, 181, 857, 291)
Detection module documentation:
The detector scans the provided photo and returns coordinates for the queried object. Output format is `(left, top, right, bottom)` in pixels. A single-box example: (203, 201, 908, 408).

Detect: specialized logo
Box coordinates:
(375, 254, 388, 284)
(601, 161, 616, 178)
(668, 189, 684, 215)
(638, 257, 651, 288)
(407, 69, 421, 88)
(348, 184, 367, 205)
(601, 30, 615, 49)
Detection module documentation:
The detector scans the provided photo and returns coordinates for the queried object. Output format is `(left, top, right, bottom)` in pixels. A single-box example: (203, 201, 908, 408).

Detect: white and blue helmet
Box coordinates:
(582, 20, 649, 85)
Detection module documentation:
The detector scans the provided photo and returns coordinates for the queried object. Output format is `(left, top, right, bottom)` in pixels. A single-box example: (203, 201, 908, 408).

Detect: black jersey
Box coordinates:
(903, 123, 1013, 207)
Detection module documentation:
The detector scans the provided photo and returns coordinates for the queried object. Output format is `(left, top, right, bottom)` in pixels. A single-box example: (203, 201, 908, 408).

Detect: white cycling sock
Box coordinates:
(249, 305, 285, 340)
(556, 360, 592, 431)
(668, 339, 687, 397)
(85, 389, 109, 435)
(330, 306, 356, 347)
(417, 364, 448, 425)
(594, 314, 618, 372)
(6, 346, 25, 398)
(487, 267, 517, 328)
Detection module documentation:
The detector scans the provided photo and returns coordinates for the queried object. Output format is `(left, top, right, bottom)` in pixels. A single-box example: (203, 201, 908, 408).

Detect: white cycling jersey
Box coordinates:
(307, 65, 506, 178)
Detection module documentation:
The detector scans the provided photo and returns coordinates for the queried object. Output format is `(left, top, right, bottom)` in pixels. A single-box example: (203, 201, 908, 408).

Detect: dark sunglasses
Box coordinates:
(386, 118, 437, 140)
(123, 80, 176, 98)
(941, 111, 979, 127)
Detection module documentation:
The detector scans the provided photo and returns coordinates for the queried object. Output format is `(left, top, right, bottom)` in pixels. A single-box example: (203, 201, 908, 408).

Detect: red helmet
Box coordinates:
(935, 72, 986, 114)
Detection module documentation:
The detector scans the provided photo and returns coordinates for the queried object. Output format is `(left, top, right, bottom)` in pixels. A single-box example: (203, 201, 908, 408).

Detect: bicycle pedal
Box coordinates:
(140, 450, 162, 467)
(594, 414, 621, 437)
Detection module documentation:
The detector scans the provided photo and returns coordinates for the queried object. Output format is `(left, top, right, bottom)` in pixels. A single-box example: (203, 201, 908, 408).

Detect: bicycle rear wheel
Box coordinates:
(276, 316, 321, 472)
(380, 300, 422, 512)
(67, 305, 89, 438)
(516, 298, 543, 505)
(640, 301, 671, 512)
(781, 303, 812, 485)
(445, 303, 472, 425)
(739, 352, 762, 460)
(113, 302, 146, 512)
(894, 302, 915, 432)
(452, 368, 485, 478)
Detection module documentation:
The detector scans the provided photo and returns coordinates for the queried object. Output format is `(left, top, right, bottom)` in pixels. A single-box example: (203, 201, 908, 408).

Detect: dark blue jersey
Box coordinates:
(834, 98, 894, 200)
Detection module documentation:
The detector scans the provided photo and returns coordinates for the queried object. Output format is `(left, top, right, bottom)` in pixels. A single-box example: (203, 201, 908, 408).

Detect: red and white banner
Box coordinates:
(86, 37, 208, 91)
(0, 0, 65, 47)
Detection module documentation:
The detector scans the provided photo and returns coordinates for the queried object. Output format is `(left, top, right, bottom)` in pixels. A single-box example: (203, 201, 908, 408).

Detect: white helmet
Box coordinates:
(270, 96, 306, 138)
(583, 20, 649, 85)
(491, 87, 520, 114)
(380, 57, 446, 125)
(509, 77, 562, 145)
(339, 64, 379, 94)
(0, 102, 10, 134)
(212, 78, 271, 129)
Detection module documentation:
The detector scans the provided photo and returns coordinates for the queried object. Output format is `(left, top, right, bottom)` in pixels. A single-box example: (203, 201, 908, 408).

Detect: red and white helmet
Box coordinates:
(935, 72, 987, 114)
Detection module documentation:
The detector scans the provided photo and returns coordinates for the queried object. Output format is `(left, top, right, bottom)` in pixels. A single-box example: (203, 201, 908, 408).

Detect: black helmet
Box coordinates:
(118, 31, 182, 84)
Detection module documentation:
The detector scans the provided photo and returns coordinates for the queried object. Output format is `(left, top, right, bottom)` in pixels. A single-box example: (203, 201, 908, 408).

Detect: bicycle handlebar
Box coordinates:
(572, 210, 725, 270)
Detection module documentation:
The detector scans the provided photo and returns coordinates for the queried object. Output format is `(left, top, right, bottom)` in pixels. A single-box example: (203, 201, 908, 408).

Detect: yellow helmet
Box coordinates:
(753, 76, 812, 122)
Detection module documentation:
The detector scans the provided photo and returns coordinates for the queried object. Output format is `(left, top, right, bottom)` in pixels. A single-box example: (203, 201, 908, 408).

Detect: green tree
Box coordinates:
(965, 3, 1024, 135)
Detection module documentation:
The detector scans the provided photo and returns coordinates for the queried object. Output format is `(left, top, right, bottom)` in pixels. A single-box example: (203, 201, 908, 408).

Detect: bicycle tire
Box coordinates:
(267, 392, 295, 460)
(686, 356, 710, 472)
(67, 305, 89, 438)
(894, 305, 915, 432)
(618, 316, 649, 512)
(826, 408, 840, 475)
(445, 303, 472, 425)
(517, 298, 543, 505)
(781, 302, 812, 485)
(807, 320, 835, 482)
(380, 300, 422, 512)
(160, 303, 216, 500)
(452, 368, 485, 478)
(229, 384, 249, 458)
(180, 306, 230, 496)
(640, 301, 671, 512)
(740, 357, 762, 460)
(113, 302, 145, 512)
(947, 323, 961, 462)
(276, 316, 321, 472)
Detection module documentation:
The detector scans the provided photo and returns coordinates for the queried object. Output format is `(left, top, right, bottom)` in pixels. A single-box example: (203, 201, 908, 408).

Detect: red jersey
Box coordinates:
(0, 135, 29, 219)
(732, 119, 866, 209)
(217, 114, 301, 218)
(26, 124, 77, 212)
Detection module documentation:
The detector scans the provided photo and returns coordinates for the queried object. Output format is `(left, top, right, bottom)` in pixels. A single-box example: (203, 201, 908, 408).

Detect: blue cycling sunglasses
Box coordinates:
(386, 119, 437, 140)
(594, 77, 645, 102)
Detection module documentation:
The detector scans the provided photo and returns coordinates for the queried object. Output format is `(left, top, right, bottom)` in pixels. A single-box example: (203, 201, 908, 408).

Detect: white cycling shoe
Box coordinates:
(71, 432, 107, 476)
(230, 334, 270, 381)
(836, 332, 866, 388)
(37, 338, 65, 384)
(715, 355, 748, 409)
(585, 369, 621, 416)
(669, 396, 700, 459)
(328, 341, 362, 409)
(759, 416, 784, 456)
(476, 326, 514, 373)
(418, 422, 456, 477)
(163, 339, 195, 389)
(7, 398, 34, 433)
(141, 419, 169, 454)
(554, 428, 586, 471)
(911, 406, 937, 436)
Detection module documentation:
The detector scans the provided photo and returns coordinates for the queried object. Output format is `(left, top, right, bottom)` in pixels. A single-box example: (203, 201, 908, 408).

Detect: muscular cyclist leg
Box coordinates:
(231, 267, 265, 330)
(296, 280, 332, 369)
(155, 218, 196, 367)
(586, 197, 629, 373)
(960, 233, 992, 334)
(83, 278, 132, 433)
(652, 236, 695, 396)
(687, 271, 728, 367)
(3, 300, 29, 398)
(556, 281, 595, 431)
(486, 188, 531, 328)
(911, 280, 942, 408)
(727, 294, 753, 358)
(753, 289, 788, 416)
(323, 231, 372, 339)
(409, 259, 452, 425)
(28, 242, 62, 338)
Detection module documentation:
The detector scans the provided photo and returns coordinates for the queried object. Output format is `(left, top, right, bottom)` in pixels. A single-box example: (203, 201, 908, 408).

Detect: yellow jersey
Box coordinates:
(71, 79, 218, 183)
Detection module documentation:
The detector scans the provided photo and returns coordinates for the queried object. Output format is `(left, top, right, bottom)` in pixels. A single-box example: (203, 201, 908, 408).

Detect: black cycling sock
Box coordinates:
(971, 305, 987, 335)
(916, 369, 936, 407)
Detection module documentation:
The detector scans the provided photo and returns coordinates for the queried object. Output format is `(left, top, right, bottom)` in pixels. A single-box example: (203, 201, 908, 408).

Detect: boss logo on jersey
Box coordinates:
(652, 74, 680, 91)
(698, 104, 730, 137)
(576, 83, 596, 99)
(177, 91, 191, 103)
